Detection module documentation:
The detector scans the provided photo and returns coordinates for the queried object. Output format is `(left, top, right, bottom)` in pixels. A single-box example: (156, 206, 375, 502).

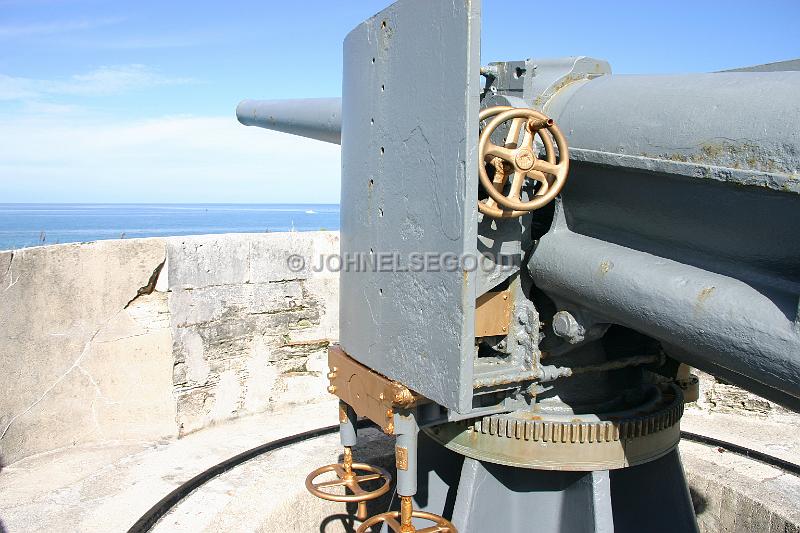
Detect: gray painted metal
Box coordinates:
(338, 0, 481, 413)
(722, 58, 800, 72)
(394, 410, 419, 496)
(451, 459, 615, 532)
(609, 450, 699, 533)
(236, 98, 341, 144)
(339, 402, 357, 447)
(530, 203, 800, 410)
(525, 70, 800, 409)
(412, 436, 696, 533)
(542, 71, 800, 188)
(523, 56, 611, 109)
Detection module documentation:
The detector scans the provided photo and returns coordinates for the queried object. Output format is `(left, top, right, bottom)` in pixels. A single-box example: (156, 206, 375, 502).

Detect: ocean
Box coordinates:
(0, 204, 340, 252)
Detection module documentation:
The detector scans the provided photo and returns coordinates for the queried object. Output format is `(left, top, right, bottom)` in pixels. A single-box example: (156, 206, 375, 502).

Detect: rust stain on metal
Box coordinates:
(646, 140, 789, 175)
(697, 286, 716, 304)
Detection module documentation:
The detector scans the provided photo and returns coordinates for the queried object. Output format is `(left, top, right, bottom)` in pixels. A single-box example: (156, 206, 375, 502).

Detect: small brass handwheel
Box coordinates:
(356, 510, 456, 533)
(305, 461, 392, 503)
(478, 106, 569, 218)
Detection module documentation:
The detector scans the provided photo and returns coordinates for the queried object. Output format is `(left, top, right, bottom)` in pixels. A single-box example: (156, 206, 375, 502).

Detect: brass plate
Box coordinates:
(395, 446, 408, 471)
(475, 289, 512, 337)
(328, 345, 421, 434)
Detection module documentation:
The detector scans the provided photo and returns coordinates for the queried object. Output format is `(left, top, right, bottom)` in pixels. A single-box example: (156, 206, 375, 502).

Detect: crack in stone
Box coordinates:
(3, 251, 21, 293)
(0, 320, 112, 442)
(76, 365, 119, 437)
(75, 364, 117, 406)
(124, 259, 165, 309)
(4, 251, 12, 277)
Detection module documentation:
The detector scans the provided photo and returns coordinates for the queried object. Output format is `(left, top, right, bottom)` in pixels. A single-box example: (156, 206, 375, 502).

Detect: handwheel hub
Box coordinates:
(514, 148, 534, 171)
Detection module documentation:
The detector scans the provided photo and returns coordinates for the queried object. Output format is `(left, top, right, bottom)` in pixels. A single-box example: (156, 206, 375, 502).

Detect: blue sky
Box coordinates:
(1, 0, 798, 203)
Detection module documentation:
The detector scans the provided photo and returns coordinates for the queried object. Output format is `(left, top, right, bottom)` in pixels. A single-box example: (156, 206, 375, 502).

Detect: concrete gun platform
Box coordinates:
(1, 403, 798, 533)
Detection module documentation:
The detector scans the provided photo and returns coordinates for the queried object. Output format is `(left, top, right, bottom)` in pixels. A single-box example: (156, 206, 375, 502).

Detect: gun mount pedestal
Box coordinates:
(410, 435, 696, 532)
(237, 0, 800, 531)
(320, 347, 695, 532)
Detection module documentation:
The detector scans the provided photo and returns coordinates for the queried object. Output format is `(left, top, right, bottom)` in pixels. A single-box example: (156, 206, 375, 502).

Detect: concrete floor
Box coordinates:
(1, 404, 798, 533)
(0, 401, 346, 533)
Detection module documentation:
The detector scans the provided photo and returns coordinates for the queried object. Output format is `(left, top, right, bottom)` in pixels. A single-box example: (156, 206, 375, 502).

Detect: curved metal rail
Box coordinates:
(128, 421, 369, 533)
(127, 426, 799, 532)
(681, 431, 800, 476)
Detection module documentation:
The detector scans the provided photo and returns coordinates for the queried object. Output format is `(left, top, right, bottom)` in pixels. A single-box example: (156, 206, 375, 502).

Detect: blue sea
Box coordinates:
(0, 204, 340, 251)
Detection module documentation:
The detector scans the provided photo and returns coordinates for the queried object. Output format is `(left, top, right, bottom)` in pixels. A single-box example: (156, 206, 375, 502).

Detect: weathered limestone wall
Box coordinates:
(690, 370, 799, 421)
(0, 232, 339, 465)
(166, 233, 338, 435)
(0, 239, 175, 466)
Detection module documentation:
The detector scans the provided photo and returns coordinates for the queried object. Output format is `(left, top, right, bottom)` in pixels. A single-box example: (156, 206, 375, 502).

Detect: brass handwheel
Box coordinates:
(305, 461, 392, 503)
(478, 106, 569, 218)
(356, 510, 456, 533)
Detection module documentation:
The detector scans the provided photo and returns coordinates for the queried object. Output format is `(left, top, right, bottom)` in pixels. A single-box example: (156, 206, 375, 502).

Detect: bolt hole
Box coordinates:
(514, 67, 526, 79)
(372, 57, 376, 64)
(369, 178, 374, 186)
(370, 118, 374, 125)
(380, 146, 384, 155)
(378, 208, 384, 217)
(381, 20, 387, 29)
(381, 84, 385, 92)
(379, 288, 384, 295)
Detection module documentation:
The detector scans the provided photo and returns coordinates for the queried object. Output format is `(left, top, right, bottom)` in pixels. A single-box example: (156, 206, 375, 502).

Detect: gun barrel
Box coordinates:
(236, 98, 342, 144)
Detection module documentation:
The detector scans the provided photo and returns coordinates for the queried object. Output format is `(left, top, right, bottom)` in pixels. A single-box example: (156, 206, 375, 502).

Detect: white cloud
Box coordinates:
(0, 65, 193, 101)
(91, 35, 205, 50)
(0, 114, 342, 203)
(20, 101, 80, 114)
(0, 17, 124, 38)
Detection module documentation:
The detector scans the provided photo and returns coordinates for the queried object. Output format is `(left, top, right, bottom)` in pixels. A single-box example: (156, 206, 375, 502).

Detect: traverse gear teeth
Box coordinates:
(474, 396, 683, 443)
(424, 384, 684, 471)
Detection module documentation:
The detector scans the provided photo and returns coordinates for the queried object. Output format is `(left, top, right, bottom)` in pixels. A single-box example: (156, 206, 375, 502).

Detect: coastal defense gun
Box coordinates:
(237, 1, 800, 531)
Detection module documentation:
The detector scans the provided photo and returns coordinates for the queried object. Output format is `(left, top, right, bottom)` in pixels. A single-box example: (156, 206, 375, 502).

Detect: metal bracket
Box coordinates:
(523, 56, 611, 110)
(328, 345, 423, 434)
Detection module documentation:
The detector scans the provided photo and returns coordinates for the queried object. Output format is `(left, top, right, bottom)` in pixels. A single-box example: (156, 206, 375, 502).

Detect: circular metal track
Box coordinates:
(127, 422, 371, 533)
(127, 407, 799, 532)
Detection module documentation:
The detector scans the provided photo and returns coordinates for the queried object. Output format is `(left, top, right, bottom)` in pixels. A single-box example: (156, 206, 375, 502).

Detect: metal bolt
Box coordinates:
(327, 385, 337, 394)
(552, 311, 586, 344)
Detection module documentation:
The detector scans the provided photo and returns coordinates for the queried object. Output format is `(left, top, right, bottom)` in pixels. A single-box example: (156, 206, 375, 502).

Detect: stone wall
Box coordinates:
(0, 232, 338, 465)
(166, 233, 338, 435)
(0, 239, 174, 466)
(689, 370, 800, 422)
